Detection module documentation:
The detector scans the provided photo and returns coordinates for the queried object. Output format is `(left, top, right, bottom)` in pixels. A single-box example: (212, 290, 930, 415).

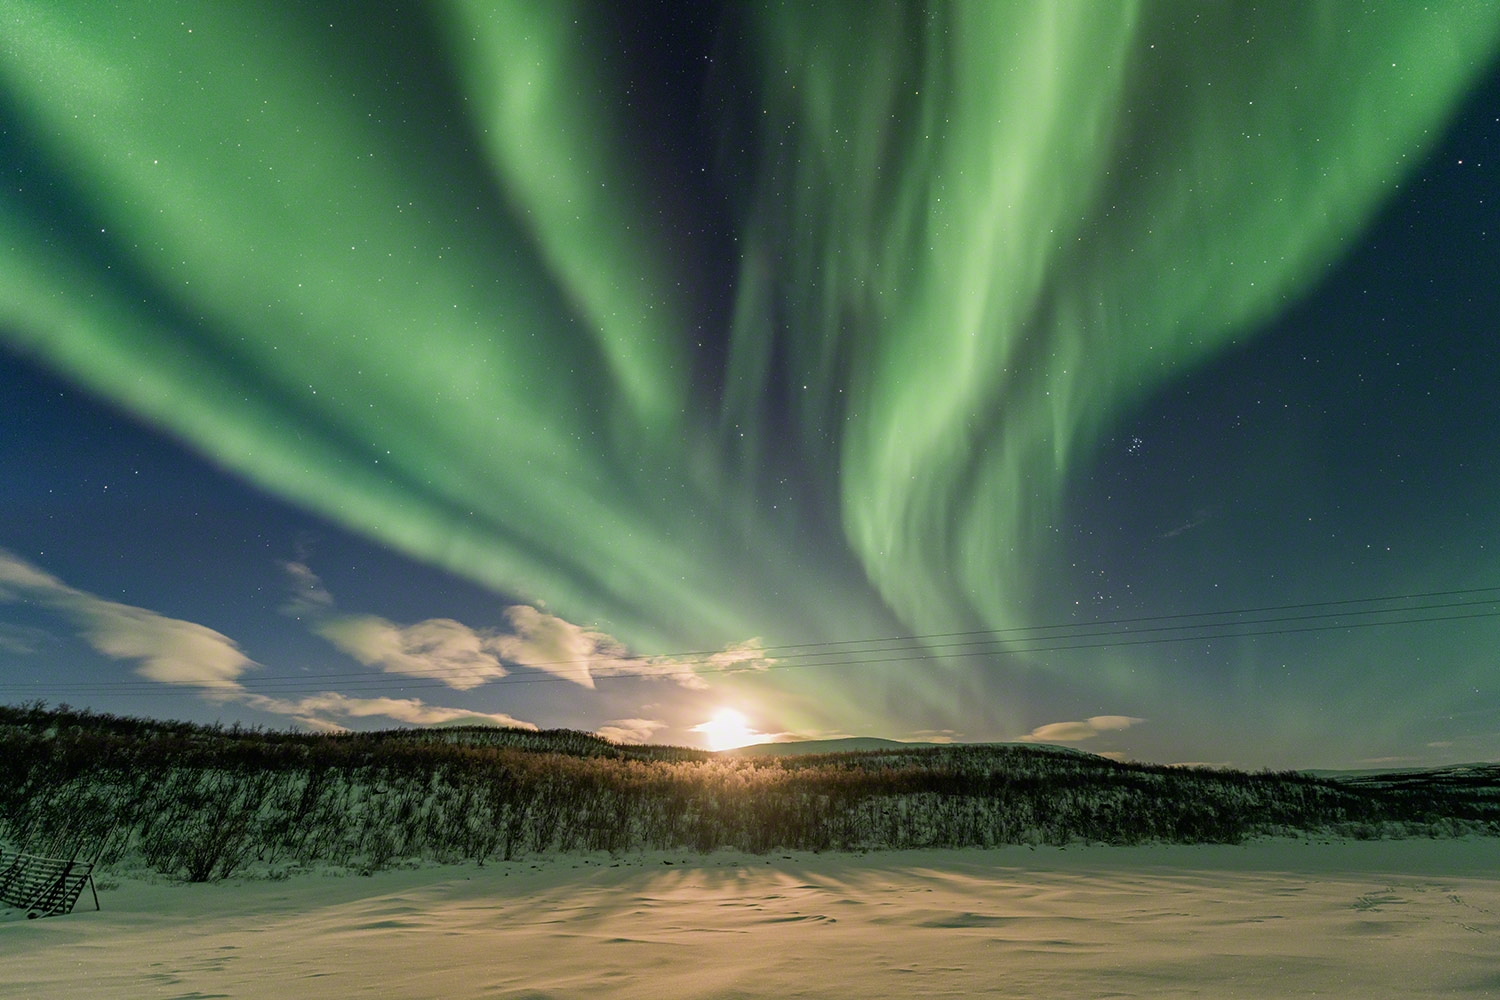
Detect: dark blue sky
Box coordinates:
(2, 3, 1497, 765)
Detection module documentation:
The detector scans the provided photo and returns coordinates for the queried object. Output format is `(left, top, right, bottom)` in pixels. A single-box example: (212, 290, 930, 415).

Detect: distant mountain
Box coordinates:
(1304, 762, 1500, 779)
(1310, 762, 1500, 790)
(723, 737, 931, 757)
(723, 737, 1098, 759)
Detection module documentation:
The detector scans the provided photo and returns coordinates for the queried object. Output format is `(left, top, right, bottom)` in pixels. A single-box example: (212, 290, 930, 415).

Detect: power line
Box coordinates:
(4, 586, 1497, 698)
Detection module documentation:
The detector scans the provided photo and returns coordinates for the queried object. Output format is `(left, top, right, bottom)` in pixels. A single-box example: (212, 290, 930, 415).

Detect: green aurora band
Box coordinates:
(3, 2, 1498, 726)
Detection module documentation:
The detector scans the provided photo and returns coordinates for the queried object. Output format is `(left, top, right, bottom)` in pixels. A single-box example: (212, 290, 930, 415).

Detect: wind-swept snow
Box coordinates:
(3, 839, 1496, 998)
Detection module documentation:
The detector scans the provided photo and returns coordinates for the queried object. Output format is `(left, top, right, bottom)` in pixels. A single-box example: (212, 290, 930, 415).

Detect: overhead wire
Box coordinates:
(3, 585, 1498, 698)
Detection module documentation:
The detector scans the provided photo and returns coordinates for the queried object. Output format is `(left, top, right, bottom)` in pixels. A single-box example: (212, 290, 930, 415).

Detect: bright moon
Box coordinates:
(697, 708, 757, 752)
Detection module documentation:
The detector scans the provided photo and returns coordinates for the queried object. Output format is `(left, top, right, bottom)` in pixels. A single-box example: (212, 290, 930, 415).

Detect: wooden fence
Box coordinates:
(0, 850, 99, 918)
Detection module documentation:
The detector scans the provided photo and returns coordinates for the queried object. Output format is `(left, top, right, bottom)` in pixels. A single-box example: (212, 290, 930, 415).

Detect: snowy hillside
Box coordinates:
(3, 704, 1495, 882)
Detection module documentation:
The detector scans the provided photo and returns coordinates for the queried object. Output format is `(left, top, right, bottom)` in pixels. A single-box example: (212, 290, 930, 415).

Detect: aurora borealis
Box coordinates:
(3, 2, 1499, 767)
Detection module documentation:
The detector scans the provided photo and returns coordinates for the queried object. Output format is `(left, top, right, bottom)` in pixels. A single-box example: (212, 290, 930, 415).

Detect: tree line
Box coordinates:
(2, 703, 1494, 882)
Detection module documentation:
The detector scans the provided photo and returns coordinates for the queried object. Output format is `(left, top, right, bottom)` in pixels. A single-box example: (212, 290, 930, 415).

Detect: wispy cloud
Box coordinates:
(1161, 507, 1216, 539)
(242, 691, 536, 733)
(698, 639, 774, 676)
(0, 623, 51, 655)
(0, 549, 256, 691)
(595, 718, 666, 745)
(1020, 714, 1145, 743)
(280, 559, 334, 617)
(909, 728, 961, 744)
(0, 550, 67, 596)
(0, 550, 539, 732)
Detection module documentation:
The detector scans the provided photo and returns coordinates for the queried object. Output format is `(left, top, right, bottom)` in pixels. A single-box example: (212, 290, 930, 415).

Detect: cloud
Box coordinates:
(317, 615, 509, 690)
(595, 718, 666, 745)
(700, 639, 774, 673)
(279, 559, 334, 617)
(282, 560, 768, 691)
(492, 607, 774, 690)
(279, 561, 511, 690)
(493, 605, 615, 688)
(0, 623, 50, 655)
(1020, 715, 1145, 744)
(241, 691, 536, 733)
(1022, 721, 1097, 742)
(0, 550, 539, 733)
(315, 606, 696, 692)
(0, 549, 256, 691)
(74, 600, 255, 691)
(1161, 507, 1216, 539)
(0, 552, 64, 596)
(1086, 715, 1141, 732)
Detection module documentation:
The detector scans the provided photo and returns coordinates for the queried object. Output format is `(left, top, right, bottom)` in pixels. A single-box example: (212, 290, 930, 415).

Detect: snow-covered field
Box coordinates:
(4, 839, 1497, 998)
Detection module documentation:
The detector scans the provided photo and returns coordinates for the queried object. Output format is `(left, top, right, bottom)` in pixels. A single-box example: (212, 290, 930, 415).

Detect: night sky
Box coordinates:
(3, 2, 1498, 768)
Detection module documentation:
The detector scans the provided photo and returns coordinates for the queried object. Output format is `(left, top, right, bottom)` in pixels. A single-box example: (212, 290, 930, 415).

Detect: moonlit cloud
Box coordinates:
(699, 639, 775, 675)
(317, 615, 510, 690)
(0, 550, 539, 731)
(910, 729, 960, 744)
(0, 549, 256, 691)
(494, 614, 774, 690)
(1088, 715, 1143, 733)
(74, 601, 255, 691)
(318, 604, 757, 692)
(242, 691, 536, 733)
(570, 633, 774, 691)
(0, 553, 62, 595)
(1021, 715, 1145, 744)
(285, 562, 767, 692)
(595, 718, 666, 745)
(281, 562, 512, 690)
(280, 559, 334, 617)
(0, 623, 48, 655)
(493, 605, 616, 688)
